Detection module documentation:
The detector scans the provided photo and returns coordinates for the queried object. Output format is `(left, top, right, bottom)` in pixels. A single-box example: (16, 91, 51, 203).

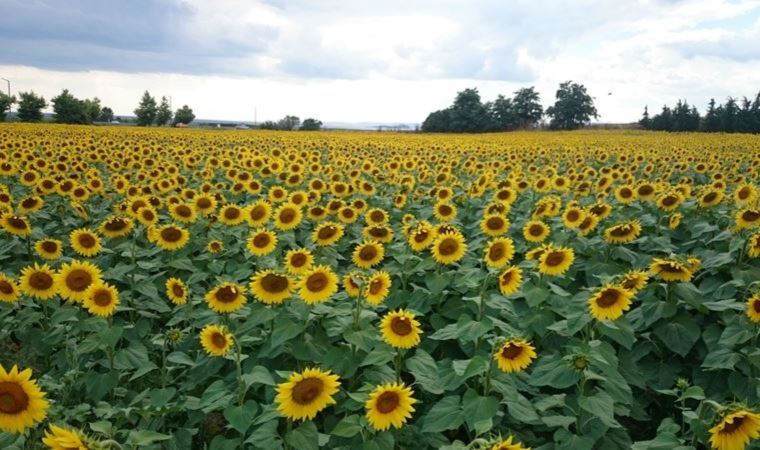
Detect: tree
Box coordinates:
(16, 91, 46, 122)
(155, 96, 172, 126)
(720, 97, 739, 133)
(259, 120, 279, 130)
(448, 88, 492, 133)
(421, 109, 452, 132)
(512, 87, 543, 128)
(0, 92, 15, 122)
(134, 91, 157, 126)
(173, 105, 195, 125)
(545, 81, 598, 130)
(82, 98, 101, 124)
(98, 107, 114, 123)
(651, 105, 673, 131)
(701, 98, 721, 132)
(277, 115, 300, 130)
(639, 106, 651, 130)
(300, 118, 322, 131)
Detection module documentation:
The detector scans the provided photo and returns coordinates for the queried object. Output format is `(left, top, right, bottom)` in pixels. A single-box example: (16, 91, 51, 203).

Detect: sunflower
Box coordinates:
(207, 240, 224, 254)
(205, 282, 247, 314)
(669, 213, 682, 230)
(484, 237, 515, 268)
(169, 203, 197, 223)
(431, 232, 467, 265)
(734, 183, 758, 206)
(736, 209, 760, 230)
(250, 269, 293, 305)
(19, 263, 57, 300)
(352, 241, 385, 269)
(480, 214, 510, 237)
(493, 339, 537, 373)
(343, 272, 362, 298)
(55, 260, 102, 303)
(0, 274, 20, 303)
(380, 310, 422, 349)
(42, 424, 89, 449)
(490, 436, 531, 450)
(408, 223, 437, 251)
(275, 368, 341, 421)
(34, 238, 63, 260)
(620, 270, 649, 292)
(312, 222, 345, 246)
(17, 196, 44, 214)
(499, 266, 523, 296)
(538, 246, 574, 276)
(0, 364, 49, 433)
(298, 265, 339, 304)
(218, 204, 246, 226)
(588, 285, 633, 321)
(614, 185, 637, 204)
(366, 208, 389, 225)
(365, 271, 391, 305)
(749, 232, 760, 258)
(523, 220, 550, 243)
(698, 189, 724, 208)
(83, 282, 120, 317)
(152, 224, 190, 251)
(709, 409, 760, 450)
(746, 295, 760, 324)
(1, 213, 31, 236)
(274, 203, 302, 231)
(100, 215, 134, 238)
(603, 220, 641, 244)
(562, 207, 586, 229)
(69, 228, 102, 257)
(577, 213, 600, 237)
(166, 277, 188, 305)
(200, 324, 233, 357)
(649, 258, 693, 282)
(656, 191, 684, 212)
(247, 229, 278, 256)
(365, 383, 417, 431)
(194, 194, 218, 216)
(284, 249, 314, 274)
(136, 206, 158, 226)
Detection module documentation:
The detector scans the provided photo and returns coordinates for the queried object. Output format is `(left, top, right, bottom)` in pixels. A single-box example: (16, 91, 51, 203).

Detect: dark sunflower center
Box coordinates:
(105, 218, 128, 231)
(375, 391, 400, 414)
(438, 238, 459, 256)
(215, 286, 239, 303)
(21, 198, 38, 209)
(610, 226, 633, 237)
(413, 230, 429, 243)
(597, 289, 620, 307)
(501, 343, 523, 359)
(489, 244, 505, 261)
(369, 227, 388, 238)
(66, 269, 93, 292)
(172, 283, 185, 298)
(703, 192, 718, 203)
(742, 210, 760, 222)
(529, 225, 544, 236)
(501, 271, 513, 285)
(291, 378, 324, 405)
(93, 289, 113, 307)
(390, 317, 412, 336)
(161, 227, 183, 242)
(7, 216, 28, 230)
(439, 204, 453, 216)
(753, 300, 760, 314)
(279, 209, 296, 223)
(0, 381, 30, 414)
(359, 246, 378, 261)
(306, 273, 328, 292)
(567, 210, 580, 221)
(662, 196, 678, 206)
(341, 209, 354, 219)
(176, 205, 192, 217)
(318, 226, 337, 240)
(660, 263, 686, 274)
(487, 217, 504, 230)
(224, 207, 241, 220)
(196, 198, 212, 209)
(739, 187, 751, 199)
(0, 280, 14, 295)
(78, 233, 97, 248)
(370, 211, 385, 222)
(620, 188, 632, 198)
(544, 251, 565, 267)
(721, 416, 745, 434)
(253, 233, 271, 248)
(29, 272, 53, 290)
(261, 273, 289, 293)
(141, 210, 155, 221)
(369, 279, 383, 295)
(211, 332, 227, 349)
(638, 185, 654, 196)
(41, 241, 59, 253)
(290, 253, 307, 267)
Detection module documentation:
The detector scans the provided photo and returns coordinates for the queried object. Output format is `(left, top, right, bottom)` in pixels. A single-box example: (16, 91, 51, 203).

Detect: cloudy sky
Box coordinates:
(1, 0, 759, 124)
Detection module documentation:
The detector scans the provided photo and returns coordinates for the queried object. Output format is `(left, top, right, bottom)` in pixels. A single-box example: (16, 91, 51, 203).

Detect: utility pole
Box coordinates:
(0, 77, 10, 115)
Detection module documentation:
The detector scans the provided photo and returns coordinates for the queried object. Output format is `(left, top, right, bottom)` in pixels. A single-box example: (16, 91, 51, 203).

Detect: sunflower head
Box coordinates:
(365, 382, 417, 431)
(34, 238, 63, 260)
(312, 222, 345, 247)
(55, 260, 103, 302)
(70, 228, 102, 257)
(200, 324, 233, 357)
(1, 213, 31, 237)
(747, 295, 760, 324)
(493, 339, 537, 373)
(380, 310, 422, 349)
(250, 269, 292, 305)
(588, 285, 633, 321)
(298, 266, 339, 305)
(19, 263, 57, 300)
(284, 249, 314, 274)
(83, 282, 120, 317)
(649, 257, 693, 282)
(0, 364, 50, 434)
(352, 241, 385, 269)
(431, 231, 467, 265)
(0, 274, 20, 303)
(537, 246, 574, 276)
(247, 229, 278, 256)
(42, 424, 90, 449)
(166, 277, 189, 305)
(484, 237, 515, 268)
(498, 266, 523, 296)
(709, 409, 760, 450)
(275, 368, 341, 421)
(205, 282, 247, 314)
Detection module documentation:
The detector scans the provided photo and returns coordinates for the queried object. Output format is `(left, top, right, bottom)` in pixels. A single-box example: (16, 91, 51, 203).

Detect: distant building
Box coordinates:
(235, 124, 250, 130)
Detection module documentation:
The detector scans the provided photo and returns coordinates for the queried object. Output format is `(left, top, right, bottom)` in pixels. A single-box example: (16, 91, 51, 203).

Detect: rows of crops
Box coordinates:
(1, 124, 760, 449)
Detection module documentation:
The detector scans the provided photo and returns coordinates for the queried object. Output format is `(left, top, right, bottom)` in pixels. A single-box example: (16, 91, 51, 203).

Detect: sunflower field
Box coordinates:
(2, 124, 760, 450)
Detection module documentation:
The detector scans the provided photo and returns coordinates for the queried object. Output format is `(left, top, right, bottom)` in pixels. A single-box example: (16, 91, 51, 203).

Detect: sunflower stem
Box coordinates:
(24, 234, 33, 263)
(394, 349, 403, 383)
(283, 419, 292, 450)
(234, 335, 244, 406)
(482, 354, 494, 397)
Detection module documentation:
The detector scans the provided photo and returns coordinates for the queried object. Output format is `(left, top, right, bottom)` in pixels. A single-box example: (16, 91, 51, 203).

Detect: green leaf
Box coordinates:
(331, 415, 364, 438)
(127, 430, 173, 446)
(425, 272, 449, 295)
(243, 366, 276, 387)
(422, 396, 464, 433)
(462, 389, 498, 435)
(245, 421, 281, 449)
(702, 348, 741, 370)
(529, 354, 580, 389)
(270, 321, 304, 348)
(542, 415, 576, 429)
(406, 349, 445, 394)
(579, 390, 618, 428)
(224, 401, 258, 435)
(653, 317, 700, 357)
(286, 421, 319, 450)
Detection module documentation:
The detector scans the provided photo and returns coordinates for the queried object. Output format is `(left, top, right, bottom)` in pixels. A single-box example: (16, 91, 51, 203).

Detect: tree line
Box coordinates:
(258, 116, 323, 131)
(421, 81, 598, 132)
(639, 93, 760, 133)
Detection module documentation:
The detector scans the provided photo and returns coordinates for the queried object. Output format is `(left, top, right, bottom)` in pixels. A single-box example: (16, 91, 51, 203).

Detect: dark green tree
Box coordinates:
(277, 115, 300, 130)
(512, 87, 543, 129)
(16, 91, 47, 122)
(650, 105, 673, 131)
(489, 95, 519, 131)
(0, 92, 15, 121)
(701, 99, 721, 132)
(98, 107, 114, 123)
(134, 91, 157, 126)
(155, 96, 172, 126)
(720, 97, 739, 133)
(173, 105, 195, 125)
(752, 91, 760, 133)
(259, 120, 279, 130)
(737, 97, 755, 133)
(639, 106, 651, 130)
(300, 118, 322, 131)
(421, 109, 452, 132)
(545, 81, 598, 130)
(448, 88, 493, 132)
